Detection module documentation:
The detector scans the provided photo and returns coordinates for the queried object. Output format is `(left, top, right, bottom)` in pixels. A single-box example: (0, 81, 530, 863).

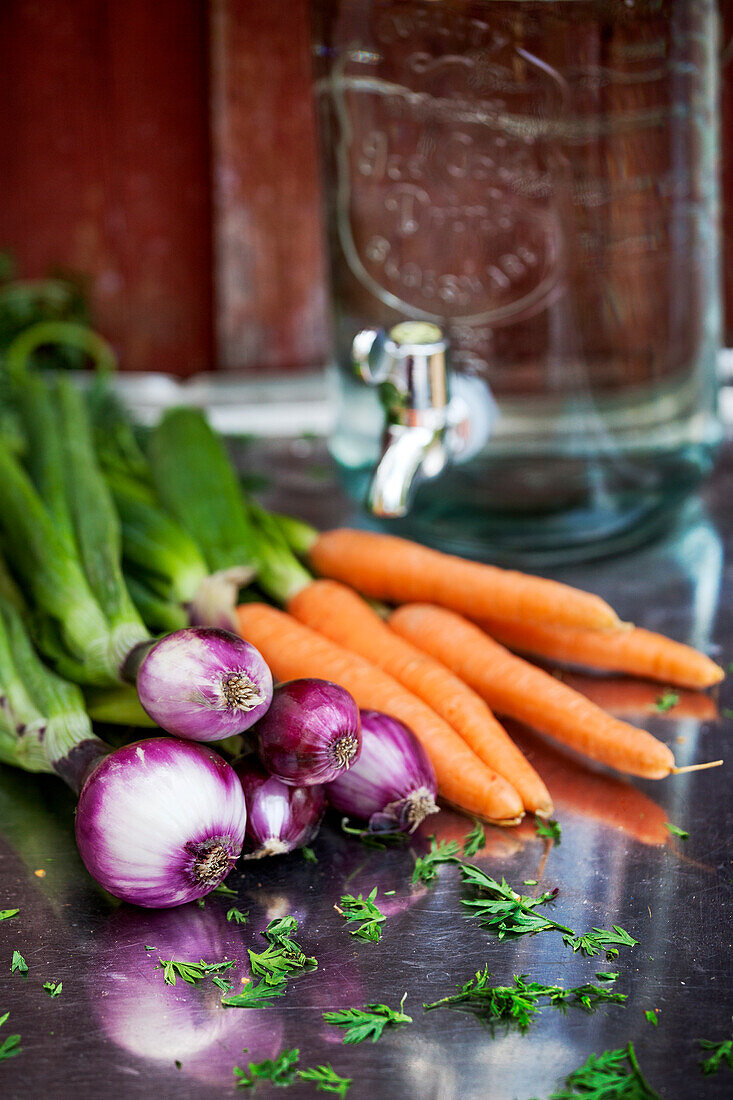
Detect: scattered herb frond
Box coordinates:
(144, 945, 156, 952)
(523, 879, 538, 887)
(341, 817, 407, 850)
(462, 821, 486, 858)
(337, 888, 385, 942)
(535, 816, 562, 844)
(302, 846, 318, 863)
(227, 907, 249, 925)
(323, 994, 412, 1044)
(234, 1046, 300, 1089)
(248, 916, 316, 982)
(655, 690, 679, 713)
(699, 1037, 733, 1075)
(0, 910, 19, 922)
(664, 822, 689, 841)
(562, 925, 638, 959)
(549, 1041, 661, 1099)
(298, 1063, 352, 1097)
(424, 969, 625, 1032)
(211, 975, 233, 993)
(221, 977, 287, 1008)
(459, 863, 569, 939)
(43, 980, 62, 997)
(596, 972, 619, 982)
(158, 958, 236, 987)
(0, 1012, 21, 1061)
(412, 837, 461, 886)
(214, 882, 239, 898)
(645, 1009, 658, 1027)
(10, 951, 27, 976)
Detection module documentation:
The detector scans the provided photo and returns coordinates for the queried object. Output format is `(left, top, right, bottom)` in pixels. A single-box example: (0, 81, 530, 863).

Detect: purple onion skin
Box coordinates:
(255, 679, 361, 787)
(235, 759, 325, 857)
(136, 627, 273, 741)
(75, 738, 247, 908)
(326, 710, 438, 833)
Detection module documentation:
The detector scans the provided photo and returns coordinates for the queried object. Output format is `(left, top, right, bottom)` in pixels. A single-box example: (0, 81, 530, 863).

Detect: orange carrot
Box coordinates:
(308, 528, 621, 631)
(236, 603, 524, 825)
(476, 616, 724, 690)
(389, 604, 677, 780)
(288, 579, 553, 817)
(558, 673, 719, 722)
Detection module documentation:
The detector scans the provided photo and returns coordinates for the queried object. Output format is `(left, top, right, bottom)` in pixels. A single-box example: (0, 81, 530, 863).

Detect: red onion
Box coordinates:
(325, 710, 438, 833)
(235, 758, 325, 858)
(133, 626, 273, 741)
(75, 738, 246, 907)
(255, 679, 361, 786)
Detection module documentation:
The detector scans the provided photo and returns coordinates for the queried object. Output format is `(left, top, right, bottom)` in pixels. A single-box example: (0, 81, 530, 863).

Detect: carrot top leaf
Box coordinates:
(412, 837, 462, 886)
(462, 821, 486, 858)
(534, 816, 562, 844)
(548, 1041, 661, 1099)
(664, 822, 689, 840)
(699, 1037, 733, 1075)
(323, 994, 411, 1044)
(233, 1046, 300, 1089)
(336, 888, 385, 943)
(424, 969, 626, 1033)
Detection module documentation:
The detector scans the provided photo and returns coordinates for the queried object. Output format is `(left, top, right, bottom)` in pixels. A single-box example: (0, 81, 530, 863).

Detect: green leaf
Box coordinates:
(247, 916, 316, 984)
(664, 822, 689, 840)
(158, 958, 236, 987)
(562, 925, 639, 959)
(654, 690, 679, 713)
(337, 888, 386, 943)
(549, 1041, 661, 1099)
(227, 908, 249, 925)
(462, 820, 486, 858)
(424, 970, 625, 1033)
(0, 1012, 21, 1061)
(233, 1046, 300, 1089)
(323, 995, 412, 1044)
(222, 977, 287, 1009)
(10, 951, 27, 976)
(459, 864, 571, 940)
(302, 846, 318, 864)
(0, 910, 19, 922)
(535, 816, 562, 844)
(340, 817, 407, 850)
(645, 1009, 658, 1027)
(43, 980, 62, 997)
(412, 837, 461, 886)
(699, 1037, 733, 1075)
(298, 1063, 352, 1097)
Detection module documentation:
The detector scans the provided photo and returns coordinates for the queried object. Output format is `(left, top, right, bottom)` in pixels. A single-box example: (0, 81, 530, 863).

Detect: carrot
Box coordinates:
(308, 528, 621, 631)
(475, 616, 724, 690)
(288, 579, 553, 817)
(236, 602, 524, 825)
(389, 604, 677, 780)
(558, 673, 719, 722)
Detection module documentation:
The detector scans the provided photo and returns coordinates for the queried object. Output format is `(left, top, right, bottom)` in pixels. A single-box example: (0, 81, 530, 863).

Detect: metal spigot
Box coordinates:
(351, 322, 473, 518)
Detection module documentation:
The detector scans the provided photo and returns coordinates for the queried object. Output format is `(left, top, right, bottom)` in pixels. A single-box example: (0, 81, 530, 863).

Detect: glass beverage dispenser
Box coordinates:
(310, 0, 721, 564)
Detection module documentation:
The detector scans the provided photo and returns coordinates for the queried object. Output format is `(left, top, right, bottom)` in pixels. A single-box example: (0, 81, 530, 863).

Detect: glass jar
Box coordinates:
(311, 0, 721, 564)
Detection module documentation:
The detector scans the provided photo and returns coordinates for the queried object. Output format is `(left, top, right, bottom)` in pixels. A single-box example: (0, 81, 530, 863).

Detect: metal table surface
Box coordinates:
(1, 436, 732, 1100)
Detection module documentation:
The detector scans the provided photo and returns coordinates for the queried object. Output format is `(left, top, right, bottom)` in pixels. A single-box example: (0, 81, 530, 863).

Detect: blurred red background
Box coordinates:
(0, 0, 730, 376)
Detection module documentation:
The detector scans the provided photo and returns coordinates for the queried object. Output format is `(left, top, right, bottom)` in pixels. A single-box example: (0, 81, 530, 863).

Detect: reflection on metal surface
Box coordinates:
(0, 437, 731, 1099)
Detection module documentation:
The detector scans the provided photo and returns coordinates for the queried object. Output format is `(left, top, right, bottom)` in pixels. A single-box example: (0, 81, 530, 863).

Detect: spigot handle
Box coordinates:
(351, 328, 391, 385)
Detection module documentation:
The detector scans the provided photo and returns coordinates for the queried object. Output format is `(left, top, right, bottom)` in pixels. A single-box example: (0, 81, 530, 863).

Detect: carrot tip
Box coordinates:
(670, 759, 724, 774)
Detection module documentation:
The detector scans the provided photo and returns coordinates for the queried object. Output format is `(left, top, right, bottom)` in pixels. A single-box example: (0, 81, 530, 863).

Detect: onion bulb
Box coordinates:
(75, 738, 247, 907)
(235, 758, 325, 858)
(255, 679, 361, 786)
(325, 710, 438, 833)
(134, 626, 273, 741)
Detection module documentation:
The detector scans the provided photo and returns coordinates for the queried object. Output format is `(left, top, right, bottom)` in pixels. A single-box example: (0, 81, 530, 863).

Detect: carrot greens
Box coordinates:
(0, 1012, 21, 1061)
(10, 951, 27, 976)
(547, 1042, 661, 1099)
(424, 969, 626, 1032)
(412, 837, 461, 885)
(462, 820, 486, 857)
(699, 1037, 733, 1075)
(323, 995, 412, 1044)
(535, 816, 562, 844)
(234, 1046, 300, 1089)
(336, 888, 385, 943)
